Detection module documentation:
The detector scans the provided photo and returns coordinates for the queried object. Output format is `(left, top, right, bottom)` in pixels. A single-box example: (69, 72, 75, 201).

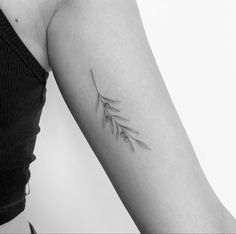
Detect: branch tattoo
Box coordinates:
(90, 69, 151, 153)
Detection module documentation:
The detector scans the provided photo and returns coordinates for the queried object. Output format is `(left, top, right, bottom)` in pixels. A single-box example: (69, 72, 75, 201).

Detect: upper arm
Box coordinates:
(47, 0, 165, 156)
(47, 0, 169, 152)
(46, 1, 222, 232)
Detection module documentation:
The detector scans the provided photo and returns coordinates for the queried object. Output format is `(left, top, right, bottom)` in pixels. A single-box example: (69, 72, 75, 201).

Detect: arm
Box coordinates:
(46, 0, 228, 232)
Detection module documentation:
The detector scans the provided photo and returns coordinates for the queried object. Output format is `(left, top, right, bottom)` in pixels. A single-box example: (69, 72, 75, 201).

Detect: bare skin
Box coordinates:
(0, 0, 236, 233)
(0, 0, 61, 73)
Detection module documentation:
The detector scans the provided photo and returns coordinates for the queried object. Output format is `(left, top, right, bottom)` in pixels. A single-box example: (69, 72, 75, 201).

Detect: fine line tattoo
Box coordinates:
(90, 69, 152, 152)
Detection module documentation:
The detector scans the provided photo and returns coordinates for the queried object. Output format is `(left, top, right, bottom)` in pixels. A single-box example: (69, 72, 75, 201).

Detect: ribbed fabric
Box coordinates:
(0, 8, 49, 224)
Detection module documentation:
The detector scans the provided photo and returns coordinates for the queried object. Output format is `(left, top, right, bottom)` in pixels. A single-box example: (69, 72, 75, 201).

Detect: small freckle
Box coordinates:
(15, 19, 18, 22)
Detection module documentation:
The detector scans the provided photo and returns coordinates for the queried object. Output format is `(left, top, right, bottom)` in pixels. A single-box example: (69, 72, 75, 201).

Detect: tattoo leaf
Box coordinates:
(107, 106, 120, 112)
(102, 110, 106, 128)
(112, 115, 130, 122)
(116, 124, 119, 141)
(96, 94, 100, 112)
(110, 118, 114, 134)
(119, 125, 139, 135)
(101, 96, 121, 104)
(134, 139, 152, 151)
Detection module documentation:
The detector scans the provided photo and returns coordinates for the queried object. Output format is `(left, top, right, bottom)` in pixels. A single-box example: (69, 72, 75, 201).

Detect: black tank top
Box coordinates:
(0, 9, 49, 224)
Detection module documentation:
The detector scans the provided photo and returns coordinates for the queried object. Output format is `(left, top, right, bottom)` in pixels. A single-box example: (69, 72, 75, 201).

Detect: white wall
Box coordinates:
(26, 1, 236, 233)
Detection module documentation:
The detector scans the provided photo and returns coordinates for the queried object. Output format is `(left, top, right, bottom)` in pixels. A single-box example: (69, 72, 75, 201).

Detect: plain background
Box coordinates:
(26, 0, 236, 233)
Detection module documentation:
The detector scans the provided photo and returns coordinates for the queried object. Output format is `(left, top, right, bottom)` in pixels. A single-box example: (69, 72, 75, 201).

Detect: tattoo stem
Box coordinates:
(90, 69, 99, 93)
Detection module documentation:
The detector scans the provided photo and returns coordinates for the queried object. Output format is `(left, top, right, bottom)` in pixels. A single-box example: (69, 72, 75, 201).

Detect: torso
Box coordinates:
(0, 0, 64, 232)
